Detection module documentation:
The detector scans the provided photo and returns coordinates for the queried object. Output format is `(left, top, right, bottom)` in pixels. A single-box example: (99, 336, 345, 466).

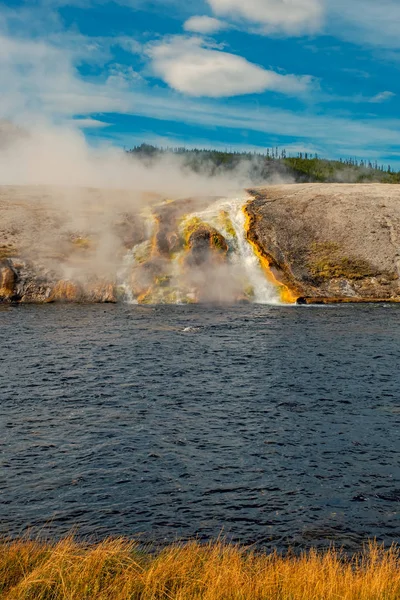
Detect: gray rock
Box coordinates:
(246, 183, 400, 302)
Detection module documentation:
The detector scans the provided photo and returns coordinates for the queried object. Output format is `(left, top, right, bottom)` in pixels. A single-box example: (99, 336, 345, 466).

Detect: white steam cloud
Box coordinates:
(0, 121, 288, 304)
(0, 121, 249, 194)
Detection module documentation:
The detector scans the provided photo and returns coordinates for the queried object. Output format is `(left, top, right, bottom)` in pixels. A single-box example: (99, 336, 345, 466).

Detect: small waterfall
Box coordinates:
(186, 197, 280, 304)
(118, 197, 282, 305)
(226, 199, 281, 304)
(117, 248, 137, 304)
(117, 212, 156, 304)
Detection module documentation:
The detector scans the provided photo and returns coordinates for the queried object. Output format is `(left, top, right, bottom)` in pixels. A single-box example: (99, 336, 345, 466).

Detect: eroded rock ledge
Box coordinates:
(246, 183, 400, 303)
(2, 183, 400, 304)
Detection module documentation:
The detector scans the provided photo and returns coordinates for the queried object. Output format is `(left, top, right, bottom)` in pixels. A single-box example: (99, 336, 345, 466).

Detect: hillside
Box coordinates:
(128, 145, 400, 184)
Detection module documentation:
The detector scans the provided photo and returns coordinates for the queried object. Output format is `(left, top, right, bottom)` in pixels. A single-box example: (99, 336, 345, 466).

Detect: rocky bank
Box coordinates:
(246, 183, 400, 303)
(2, 183, 400, 304)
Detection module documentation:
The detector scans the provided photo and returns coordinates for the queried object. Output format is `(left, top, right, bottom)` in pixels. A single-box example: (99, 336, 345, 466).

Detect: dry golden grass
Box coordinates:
(0, 537, 399, 600)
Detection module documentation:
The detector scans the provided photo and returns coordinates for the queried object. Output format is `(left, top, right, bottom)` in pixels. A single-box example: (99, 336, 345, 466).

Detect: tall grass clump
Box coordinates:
(0, 537, 398, 599)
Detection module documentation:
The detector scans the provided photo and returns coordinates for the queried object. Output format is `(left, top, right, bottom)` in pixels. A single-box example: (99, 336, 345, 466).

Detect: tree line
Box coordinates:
(127, 144, 400, 184)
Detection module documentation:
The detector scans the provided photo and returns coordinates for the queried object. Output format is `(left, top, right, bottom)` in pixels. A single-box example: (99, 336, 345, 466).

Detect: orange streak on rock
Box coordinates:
(243, 207, 297, 304)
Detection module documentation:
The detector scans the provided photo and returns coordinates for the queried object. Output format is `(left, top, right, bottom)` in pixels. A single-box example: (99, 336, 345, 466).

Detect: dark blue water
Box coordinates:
(0, 303, 399, 550)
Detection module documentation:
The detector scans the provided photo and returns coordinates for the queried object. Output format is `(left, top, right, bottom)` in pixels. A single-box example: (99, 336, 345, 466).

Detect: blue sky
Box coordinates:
(2, 0, 400, 164)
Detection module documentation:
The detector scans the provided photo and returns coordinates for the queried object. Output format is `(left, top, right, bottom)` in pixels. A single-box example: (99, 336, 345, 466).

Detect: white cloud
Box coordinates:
(126, 91, 400, 146)
(127, 91, 400, 159)
(184, 15, 228, 34)
(0, 34, 130, 121)
(107, 64, 143, 88)
(207, 0, 324, 35)
(327, 0, 400, 48)
(341, 68, 371, 79)
(2, 1, 400, 163)
(72, 118, 111, 128)
(148, 36, 314, 97)
(1, 29, 399, 164)
(369, 91, 396, 103)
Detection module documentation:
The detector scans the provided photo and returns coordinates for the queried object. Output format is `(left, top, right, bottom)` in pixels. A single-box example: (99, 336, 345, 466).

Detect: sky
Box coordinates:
(1, 0, 400, 164)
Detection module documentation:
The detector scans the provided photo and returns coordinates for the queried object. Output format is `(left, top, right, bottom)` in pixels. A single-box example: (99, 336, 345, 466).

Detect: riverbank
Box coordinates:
(246, 183, 400, 303)
(1, 537, 399, 599)
(4, 183, 400, 305)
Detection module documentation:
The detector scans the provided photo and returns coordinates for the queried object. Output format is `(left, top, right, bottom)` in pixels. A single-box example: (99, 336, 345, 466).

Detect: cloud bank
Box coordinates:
(1, 0, 400, 166)
(0, 33, 129, 122)
(183, 15, 228, 34)
(207, 0, 324, 35)
(148, 36, 314, 97)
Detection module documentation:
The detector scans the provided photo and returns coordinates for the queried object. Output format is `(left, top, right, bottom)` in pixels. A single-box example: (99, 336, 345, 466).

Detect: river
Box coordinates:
(0, 303, 399, 551)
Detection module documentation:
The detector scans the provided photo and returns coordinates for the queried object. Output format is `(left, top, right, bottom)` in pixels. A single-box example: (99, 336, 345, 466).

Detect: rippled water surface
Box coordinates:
(0, 304, 399, 550)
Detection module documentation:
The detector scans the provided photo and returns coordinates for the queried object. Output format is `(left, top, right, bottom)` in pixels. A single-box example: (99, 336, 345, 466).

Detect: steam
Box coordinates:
(0, 120, 284, 304)
(0, 122, 248, 194)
